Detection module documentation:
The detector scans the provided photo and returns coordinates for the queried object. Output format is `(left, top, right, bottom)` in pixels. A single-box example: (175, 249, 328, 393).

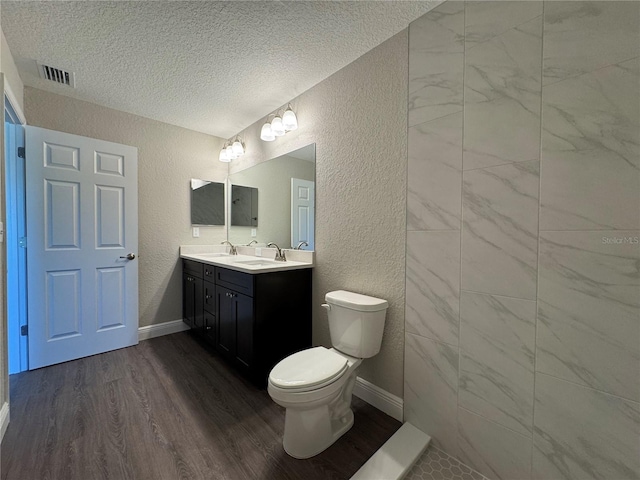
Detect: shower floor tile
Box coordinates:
(406, 446, 489, 480)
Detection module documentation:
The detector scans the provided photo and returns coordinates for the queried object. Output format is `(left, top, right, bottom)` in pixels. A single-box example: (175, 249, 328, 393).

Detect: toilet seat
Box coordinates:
(269, 347, 349, 392)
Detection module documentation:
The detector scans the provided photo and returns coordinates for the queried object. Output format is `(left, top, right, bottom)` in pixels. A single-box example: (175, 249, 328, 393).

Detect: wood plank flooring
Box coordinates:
(1, 332, 401, 480)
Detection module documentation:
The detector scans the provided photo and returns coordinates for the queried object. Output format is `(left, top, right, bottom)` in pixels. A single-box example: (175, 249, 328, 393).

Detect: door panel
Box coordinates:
(26, 126, 138, 369)
(46, 269, 81, 339)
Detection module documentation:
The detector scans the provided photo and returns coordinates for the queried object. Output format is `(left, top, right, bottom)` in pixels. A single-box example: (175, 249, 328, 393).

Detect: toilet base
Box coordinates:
(283, 406, 354, 459)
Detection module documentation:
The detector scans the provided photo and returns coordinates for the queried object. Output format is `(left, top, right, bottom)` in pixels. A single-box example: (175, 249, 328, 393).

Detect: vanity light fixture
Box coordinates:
(219, 148, 231, 163)
(282, 104, 298, 131)
(271, 114, 286, 136)
(260, 116, 276, 142)
(218, 137, 246, 163)
(260, 105, 299, 142)
(232, 138, 245, 156)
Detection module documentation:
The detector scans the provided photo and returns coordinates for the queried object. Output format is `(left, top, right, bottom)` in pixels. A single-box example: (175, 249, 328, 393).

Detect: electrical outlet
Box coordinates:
(0, 221, 4, 243)
(251, 228, 257, 237)
(192, 227, 200, 238)
(255, 247, 262, 257)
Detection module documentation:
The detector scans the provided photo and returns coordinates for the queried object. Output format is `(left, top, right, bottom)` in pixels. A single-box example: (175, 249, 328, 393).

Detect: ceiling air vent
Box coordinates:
(37, 63, 76, 88)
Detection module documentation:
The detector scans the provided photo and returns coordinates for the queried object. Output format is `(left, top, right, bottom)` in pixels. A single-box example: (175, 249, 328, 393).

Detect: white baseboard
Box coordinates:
(353, 376, 403, 422)
(138, 319, 190, 341)
(1, 402, 10, 442)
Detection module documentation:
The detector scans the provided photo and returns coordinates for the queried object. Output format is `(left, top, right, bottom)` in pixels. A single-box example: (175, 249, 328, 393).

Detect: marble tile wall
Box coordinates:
(404, 2, 640, 480)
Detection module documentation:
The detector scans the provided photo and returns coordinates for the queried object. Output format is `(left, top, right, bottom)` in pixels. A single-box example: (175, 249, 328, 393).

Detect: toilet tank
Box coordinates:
(324, 290, 388, 358)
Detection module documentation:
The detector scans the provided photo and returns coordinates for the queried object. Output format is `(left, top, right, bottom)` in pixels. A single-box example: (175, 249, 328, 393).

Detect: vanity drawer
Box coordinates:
(183, 259, 203, 278)
(216, 267, 254, 297)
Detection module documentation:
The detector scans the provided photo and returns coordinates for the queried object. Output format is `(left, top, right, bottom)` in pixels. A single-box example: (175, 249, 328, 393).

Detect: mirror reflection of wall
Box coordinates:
(228, 144, 315, 249)
(231, 185, 258, 226)
(191, 179, 225, 226)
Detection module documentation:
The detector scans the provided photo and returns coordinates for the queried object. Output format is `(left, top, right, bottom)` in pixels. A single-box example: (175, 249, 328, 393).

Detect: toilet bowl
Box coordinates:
(268, 290, 388, 459)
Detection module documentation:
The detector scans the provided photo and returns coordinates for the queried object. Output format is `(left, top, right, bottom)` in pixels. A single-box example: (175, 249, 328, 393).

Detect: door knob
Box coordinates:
(120, 253, 136, 260)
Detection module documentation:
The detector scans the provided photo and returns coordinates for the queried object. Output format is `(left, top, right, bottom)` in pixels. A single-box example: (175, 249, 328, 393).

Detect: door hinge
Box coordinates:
(17, 147, 25, 159)
(21, 325, 28, 336)
(19, 237, 27, 248)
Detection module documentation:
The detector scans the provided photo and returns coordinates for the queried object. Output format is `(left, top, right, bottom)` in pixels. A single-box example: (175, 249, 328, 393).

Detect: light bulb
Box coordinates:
(232, 140, 244, 156)
(226, 145, 237, 159)
(219, 148, 230, 163)
(260, 122, 275, 141)
(282, 107, 298, 131)
(271, 115, 285, 136)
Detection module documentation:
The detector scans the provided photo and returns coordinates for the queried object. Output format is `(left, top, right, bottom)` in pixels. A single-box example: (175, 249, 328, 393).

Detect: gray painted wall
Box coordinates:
(404, 2, 639, 479)
(228, 31, 409, 397)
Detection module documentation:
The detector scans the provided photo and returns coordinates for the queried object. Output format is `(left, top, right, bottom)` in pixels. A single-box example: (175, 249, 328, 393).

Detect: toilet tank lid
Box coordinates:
(325, 290, 388, 312)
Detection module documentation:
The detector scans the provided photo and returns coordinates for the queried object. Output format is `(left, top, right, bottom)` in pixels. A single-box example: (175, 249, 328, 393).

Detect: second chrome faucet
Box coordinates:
(267, 242, 286, 262)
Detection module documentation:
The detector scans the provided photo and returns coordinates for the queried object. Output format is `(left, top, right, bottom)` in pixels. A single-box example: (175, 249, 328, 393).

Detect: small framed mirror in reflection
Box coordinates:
(191, 179, 225, 226)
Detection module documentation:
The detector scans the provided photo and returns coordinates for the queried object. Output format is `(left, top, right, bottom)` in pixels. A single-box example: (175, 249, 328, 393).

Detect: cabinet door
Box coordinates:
(203, 310, 216, 345)
(203, 280, 216, 314)
(183, 272, 203, 328)
(234, 292, 253, 369)
(216, 285, 236, 358)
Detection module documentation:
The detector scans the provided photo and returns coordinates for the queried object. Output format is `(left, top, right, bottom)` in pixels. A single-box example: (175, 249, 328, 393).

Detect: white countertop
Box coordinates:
(180, 245, 314, 274)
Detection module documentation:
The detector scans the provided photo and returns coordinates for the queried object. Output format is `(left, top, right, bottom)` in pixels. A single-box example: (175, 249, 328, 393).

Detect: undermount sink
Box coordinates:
(198, 253, 229, 258)
(234, 259, 278, 266)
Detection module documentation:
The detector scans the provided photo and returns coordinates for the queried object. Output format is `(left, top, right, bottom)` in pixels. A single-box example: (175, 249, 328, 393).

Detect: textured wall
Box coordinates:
(404, 2, 639, 480)
(227, 31, 409, 397)
(228, 154, 314, 248)
(1, 29, 23, 113)
(24, 87, 227, 328)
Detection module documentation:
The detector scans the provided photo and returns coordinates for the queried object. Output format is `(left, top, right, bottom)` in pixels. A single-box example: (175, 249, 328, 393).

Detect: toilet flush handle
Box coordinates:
(321, 303, 331, 311)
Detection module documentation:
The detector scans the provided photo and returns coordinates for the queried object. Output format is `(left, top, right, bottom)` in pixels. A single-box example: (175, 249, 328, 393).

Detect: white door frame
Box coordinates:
(4, 93, 28, 373)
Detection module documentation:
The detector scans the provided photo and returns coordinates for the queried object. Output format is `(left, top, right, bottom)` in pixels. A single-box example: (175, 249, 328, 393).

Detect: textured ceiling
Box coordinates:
(1, 1, 439, 138)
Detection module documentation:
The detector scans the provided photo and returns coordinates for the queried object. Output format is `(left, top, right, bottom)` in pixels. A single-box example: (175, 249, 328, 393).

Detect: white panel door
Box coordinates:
(26, 126, 138, 369)
(291, 178, 315, 250)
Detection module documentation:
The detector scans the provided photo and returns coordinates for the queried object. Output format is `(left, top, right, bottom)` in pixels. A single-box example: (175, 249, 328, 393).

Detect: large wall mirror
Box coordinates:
(191, 179, 225, 225)
(228, 144, 315, 249)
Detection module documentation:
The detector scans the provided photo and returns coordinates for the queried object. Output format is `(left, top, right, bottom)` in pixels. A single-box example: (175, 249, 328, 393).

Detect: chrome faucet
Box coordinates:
(267, 242, 287, 262)
(221, 240, 237, 255)
(245, 240, 258, 247)
(294, 241, 309, 250)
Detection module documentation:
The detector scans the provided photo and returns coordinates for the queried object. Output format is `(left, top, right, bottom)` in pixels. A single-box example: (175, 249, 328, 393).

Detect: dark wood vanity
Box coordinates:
(182, 258, 312, 387)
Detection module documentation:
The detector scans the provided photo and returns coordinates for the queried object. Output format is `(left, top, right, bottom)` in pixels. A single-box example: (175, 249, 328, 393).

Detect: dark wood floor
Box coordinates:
(1, 332, 400, 480)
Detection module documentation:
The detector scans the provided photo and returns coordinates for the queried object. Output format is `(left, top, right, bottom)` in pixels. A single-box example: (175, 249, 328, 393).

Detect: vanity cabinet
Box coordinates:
(182, 258, 312, 386)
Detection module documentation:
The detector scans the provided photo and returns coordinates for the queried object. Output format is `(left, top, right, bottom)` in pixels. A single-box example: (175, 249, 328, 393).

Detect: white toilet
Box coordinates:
(267, 290, 388, 459)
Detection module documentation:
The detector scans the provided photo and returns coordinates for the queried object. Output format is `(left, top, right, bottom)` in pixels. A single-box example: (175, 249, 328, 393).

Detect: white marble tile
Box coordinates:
(540, 57, 640, 230)
(540, 147, 640, 231)
(461, 160, 539, 300)
(408, 2, 464, 126)
(404, 333, 460, 457)
(458, 407, 532, 480)
(459, 292, 535, 437)
(542, 56, 639, 162)
(465, 1, 542, 49)
(463, 16, 542, 170)
(543, 1, 640, 85)
(408, 113, 462, 231)
(533, 374, 640, 480)
(536, 230, 640, 402)
(406, 231, 460, 346)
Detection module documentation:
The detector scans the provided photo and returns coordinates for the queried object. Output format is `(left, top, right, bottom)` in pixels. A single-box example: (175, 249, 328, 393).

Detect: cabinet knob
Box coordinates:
(205, 294, 212, 300)
(205, 326, 212, 330)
